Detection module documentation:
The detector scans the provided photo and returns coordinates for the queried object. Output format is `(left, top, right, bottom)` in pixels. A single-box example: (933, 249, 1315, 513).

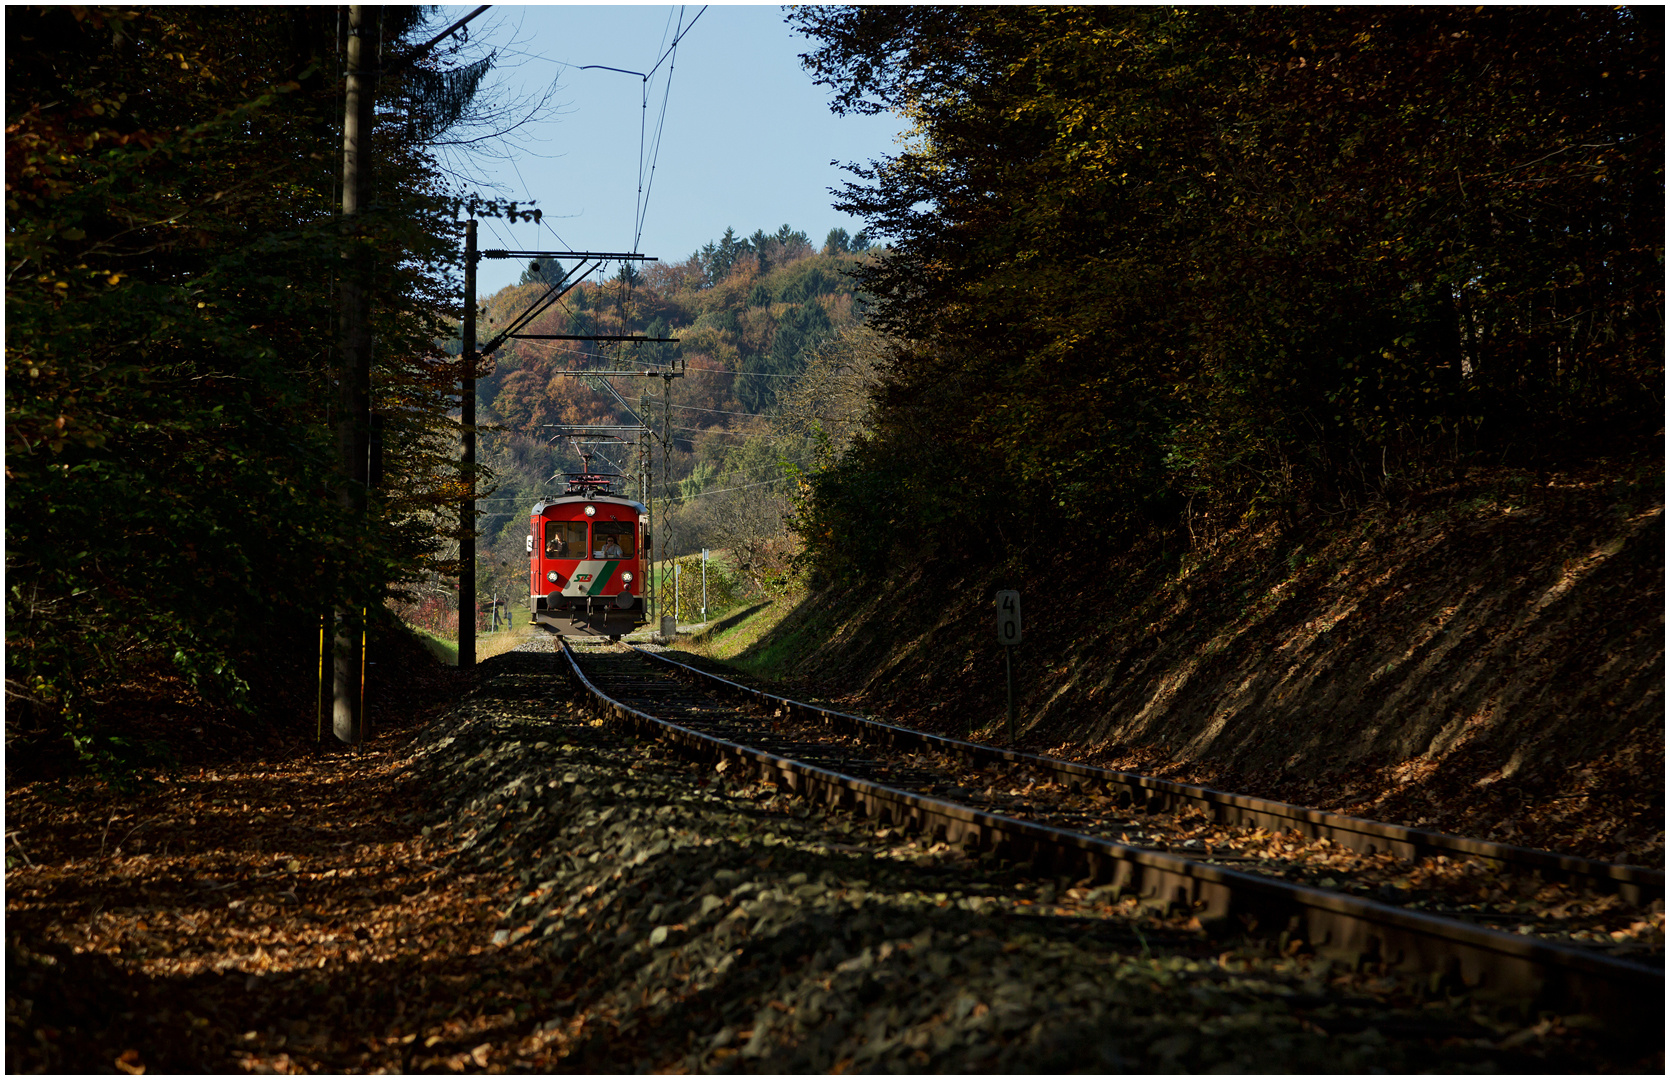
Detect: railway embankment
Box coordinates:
(691, 465, 1664, 869)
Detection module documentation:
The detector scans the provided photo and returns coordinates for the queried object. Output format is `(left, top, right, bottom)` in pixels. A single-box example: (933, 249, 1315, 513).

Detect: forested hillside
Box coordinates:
(787, 7, 1661, 580)
(415, 226, 878, 630)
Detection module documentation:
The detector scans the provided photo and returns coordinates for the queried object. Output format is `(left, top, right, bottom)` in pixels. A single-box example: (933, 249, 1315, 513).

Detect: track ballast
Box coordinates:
(559, 638, 1663, 1036)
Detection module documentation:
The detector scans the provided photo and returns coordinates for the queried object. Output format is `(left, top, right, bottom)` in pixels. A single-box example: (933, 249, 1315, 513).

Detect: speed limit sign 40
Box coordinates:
(995, 590, 1022, 645)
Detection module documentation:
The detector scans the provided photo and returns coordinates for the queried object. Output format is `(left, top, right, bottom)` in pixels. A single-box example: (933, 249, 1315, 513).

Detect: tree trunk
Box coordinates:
(334, 4, 378, 745)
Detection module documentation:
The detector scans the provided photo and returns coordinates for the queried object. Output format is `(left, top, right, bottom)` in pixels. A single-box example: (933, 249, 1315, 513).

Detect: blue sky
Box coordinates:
(432, 5, 906, 295)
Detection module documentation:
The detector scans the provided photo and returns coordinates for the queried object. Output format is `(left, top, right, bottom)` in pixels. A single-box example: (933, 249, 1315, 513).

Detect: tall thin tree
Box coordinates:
(334, 4, 379, 744)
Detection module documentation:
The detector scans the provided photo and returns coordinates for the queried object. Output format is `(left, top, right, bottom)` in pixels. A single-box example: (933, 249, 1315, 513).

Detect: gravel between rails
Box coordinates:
(399, 639, 1665, 1072)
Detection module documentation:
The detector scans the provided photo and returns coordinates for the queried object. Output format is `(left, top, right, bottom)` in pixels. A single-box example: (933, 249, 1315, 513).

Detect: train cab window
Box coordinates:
(592, 521, 636, 559)
(545, 520, 586, 559)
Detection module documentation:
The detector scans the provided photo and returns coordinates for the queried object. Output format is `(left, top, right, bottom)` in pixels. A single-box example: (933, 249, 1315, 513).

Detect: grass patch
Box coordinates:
(732, 601, 829, 678)
(406, 620, 539, 666)
(681, 591, 801, 676)
(477, 620, 539, 661)
(409, 627, 457, 666)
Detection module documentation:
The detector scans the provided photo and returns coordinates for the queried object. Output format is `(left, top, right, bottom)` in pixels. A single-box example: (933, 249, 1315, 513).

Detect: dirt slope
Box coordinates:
(728, 466, 1664, 867)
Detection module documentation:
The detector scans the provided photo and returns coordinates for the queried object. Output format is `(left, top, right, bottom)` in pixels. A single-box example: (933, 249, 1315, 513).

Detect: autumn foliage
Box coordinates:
(463, 227, 873, 608)
(787, 6, 1663, 581)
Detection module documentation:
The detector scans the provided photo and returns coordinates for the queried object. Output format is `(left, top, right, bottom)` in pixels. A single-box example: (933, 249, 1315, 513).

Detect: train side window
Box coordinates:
(592, 521, 635, 558)
(545, 520, 586, 559)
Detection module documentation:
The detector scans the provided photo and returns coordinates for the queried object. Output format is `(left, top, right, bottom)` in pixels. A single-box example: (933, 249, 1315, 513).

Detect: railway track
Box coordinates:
(631, 646, 1663, 905)
(557, 638, 1663, 1035)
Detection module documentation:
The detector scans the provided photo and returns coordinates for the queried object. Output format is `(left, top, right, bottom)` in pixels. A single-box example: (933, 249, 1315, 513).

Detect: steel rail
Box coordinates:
(558, 642, 1663, 1036)
(629, 646, 1663, 905)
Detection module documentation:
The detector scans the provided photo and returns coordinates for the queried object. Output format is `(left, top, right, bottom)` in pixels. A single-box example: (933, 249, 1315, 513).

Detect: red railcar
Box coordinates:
(527, 470, 648, 639)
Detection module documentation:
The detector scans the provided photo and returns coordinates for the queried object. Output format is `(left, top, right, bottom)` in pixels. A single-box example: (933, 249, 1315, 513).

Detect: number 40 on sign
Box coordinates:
(995, 590, 1022, 645)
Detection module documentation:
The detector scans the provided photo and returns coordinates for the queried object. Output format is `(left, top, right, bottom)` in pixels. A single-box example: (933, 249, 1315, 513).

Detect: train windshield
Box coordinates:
(592, 521, 636, 558)
(545, 520, 587, 559)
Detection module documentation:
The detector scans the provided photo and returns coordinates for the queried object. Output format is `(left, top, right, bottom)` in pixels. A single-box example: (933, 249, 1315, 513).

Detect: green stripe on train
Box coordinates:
(587, 561, 621, 596)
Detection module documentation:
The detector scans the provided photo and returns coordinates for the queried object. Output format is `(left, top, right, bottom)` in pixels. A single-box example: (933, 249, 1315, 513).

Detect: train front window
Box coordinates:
(545, 520, 586, 559)
(592, 521, 635, 558)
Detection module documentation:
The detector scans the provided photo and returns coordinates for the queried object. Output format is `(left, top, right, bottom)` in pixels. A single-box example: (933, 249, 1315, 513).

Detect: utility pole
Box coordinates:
(459, 218, 478, 668)
(638, 413, 654, 623)
(661, 372, 674, 639)
(334, 4, 378, 745)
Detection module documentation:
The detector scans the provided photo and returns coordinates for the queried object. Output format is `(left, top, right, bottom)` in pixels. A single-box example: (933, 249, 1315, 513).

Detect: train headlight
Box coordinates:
(583, 505, 596, 517)
(621, 572, 634, 583)
(546, 570, 559, 583)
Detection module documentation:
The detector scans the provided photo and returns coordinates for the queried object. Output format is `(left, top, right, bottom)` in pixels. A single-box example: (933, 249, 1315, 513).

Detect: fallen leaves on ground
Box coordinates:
(5, 716, 574, 1074)
(6, 643, 1662, 1074)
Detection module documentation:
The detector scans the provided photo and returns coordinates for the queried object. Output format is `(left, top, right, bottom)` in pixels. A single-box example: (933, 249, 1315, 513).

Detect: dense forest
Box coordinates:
(5, 7, 506, 769)
(785, 6, 1662, 583)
